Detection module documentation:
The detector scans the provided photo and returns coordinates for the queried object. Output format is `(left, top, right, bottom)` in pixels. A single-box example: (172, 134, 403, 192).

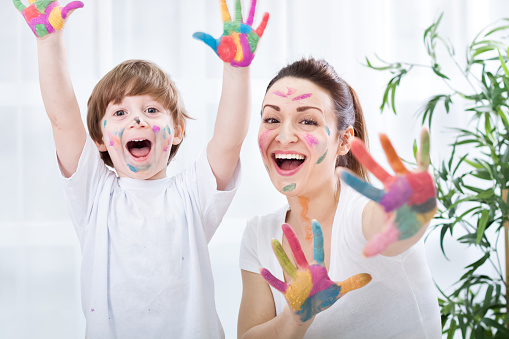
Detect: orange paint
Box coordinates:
(298, 196, 313, 242)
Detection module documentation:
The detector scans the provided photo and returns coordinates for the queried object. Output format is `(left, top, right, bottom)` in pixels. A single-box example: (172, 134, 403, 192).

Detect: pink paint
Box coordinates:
(309, 265, 334, 297)
(109, 139, 115, 146)
(292, 93, 312, 101)
(273, 87, 297, 98)
(152, 125, 160, 133)
(91, 308, 95, 312)
(303, 133, 319, 147)
(258, 130, 272, 158)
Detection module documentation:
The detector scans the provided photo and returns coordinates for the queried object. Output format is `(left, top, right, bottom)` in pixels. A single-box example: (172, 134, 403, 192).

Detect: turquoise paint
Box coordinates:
(325, 126, 330, 136)
(104, 120, 107, 128)
(395, 205, 420, 239)
(316, 149, 328, 164)
(166, 126, 172, 135)
(283, 183, 296, 192)
(128, 164, 138, 173)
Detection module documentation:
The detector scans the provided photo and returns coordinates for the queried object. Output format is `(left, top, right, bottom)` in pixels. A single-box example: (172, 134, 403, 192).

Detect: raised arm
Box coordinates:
(193, 0, 269, 190)
(14, 0, 86, 178)
(341, 129, 437, 257)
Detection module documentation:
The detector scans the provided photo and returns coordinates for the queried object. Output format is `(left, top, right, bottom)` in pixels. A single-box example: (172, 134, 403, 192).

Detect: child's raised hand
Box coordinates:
(13, 0, 83, 38)
(341, 129, 437, 257)
(260, 221, 372, 322)
(193, 0, 269, 67)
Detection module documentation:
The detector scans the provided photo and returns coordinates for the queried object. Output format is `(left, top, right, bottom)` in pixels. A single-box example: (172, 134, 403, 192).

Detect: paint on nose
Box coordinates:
(134, 117, 141, 124)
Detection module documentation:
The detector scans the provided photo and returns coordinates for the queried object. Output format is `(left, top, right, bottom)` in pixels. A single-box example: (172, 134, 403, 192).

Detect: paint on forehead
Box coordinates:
(153, 125, 160, 133)
(273, 87, 296, 98)
(303, 133, 319, 148)
(325, 126, 330, 136)
(292, 93, 312, 101)
(283, 183, 296, 192)
(316, 149, 328, 164)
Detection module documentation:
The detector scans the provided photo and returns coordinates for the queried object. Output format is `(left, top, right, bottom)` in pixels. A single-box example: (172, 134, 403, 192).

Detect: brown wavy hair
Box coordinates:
(87, 59, 191, 167)
(265, 58, 369, 181)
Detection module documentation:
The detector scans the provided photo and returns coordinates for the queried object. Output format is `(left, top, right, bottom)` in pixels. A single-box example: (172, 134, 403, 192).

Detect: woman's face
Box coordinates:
(258, 77, 350, 197)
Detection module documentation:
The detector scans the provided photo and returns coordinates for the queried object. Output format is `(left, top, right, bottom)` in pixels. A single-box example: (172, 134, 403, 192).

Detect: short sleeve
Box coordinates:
(60, 135, 113, 227)
(183, 148, 241, 242)
(239, 218, 262, 274)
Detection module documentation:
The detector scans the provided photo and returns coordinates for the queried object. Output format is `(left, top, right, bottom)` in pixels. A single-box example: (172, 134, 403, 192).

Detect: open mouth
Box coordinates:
(126, 139, 152, 159)
(273, 153, 306, 173)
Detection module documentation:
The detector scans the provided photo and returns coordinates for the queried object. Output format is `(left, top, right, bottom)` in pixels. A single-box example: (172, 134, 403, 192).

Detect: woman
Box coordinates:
(238, 58, 441, 338)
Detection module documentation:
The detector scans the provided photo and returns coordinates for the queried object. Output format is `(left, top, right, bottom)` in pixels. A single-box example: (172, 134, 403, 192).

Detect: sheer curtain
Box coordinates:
(1, 0, 508, 338)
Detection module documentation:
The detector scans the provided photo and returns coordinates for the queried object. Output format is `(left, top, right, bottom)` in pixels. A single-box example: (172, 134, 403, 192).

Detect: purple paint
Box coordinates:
(303, 133, 319, 147)
(309, 265, 334, 297)
(91, 308, 95, 312)
(231, 35, 254, 67)
(153, 125, 160, 133)
(109, 139, 114, 146)
(292, 93, 312, 101)
(273, 87, 297, 98)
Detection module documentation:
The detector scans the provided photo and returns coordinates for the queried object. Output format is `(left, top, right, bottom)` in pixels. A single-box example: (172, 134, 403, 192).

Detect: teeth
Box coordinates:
(274, 153, 305, 160)
(131, 139, 147, 142)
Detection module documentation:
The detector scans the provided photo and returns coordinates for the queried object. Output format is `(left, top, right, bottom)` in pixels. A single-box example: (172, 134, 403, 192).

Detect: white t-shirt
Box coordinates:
(61, 136, 240, 338)
(240, 182, 441, 338)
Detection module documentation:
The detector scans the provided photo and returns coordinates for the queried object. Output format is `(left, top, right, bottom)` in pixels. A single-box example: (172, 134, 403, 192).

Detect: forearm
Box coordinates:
(212, 63, 251, 151)
(37, 31, 84, 132)
(241, 306, 312, 339)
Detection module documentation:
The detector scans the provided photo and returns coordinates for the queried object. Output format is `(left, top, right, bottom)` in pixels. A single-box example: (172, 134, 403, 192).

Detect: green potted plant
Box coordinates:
(366, 14, 509, 338)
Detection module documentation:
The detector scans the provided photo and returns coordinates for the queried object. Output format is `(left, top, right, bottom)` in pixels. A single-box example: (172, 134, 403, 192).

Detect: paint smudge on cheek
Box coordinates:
(325, 126, 330, 136)
(153, 125, 160, 133)
(265, 164, 270, 173)
(258, 130, 272, 159)
(303, 133, 319, 148)
(316, 149, 328, 164)
(104, 120, 107, 128)
(283, 183, 296, 192)
(166, 126, 172, 136)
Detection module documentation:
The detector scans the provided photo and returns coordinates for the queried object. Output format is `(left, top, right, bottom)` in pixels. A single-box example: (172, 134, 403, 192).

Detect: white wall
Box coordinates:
(1, 0, 509, 338)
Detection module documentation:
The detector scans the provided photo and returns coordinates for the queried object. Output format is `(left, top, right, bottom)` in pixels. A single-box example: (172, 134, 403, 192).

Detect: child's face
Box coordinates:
(96, 95, 183, 180)
(258, 77, 351, 196)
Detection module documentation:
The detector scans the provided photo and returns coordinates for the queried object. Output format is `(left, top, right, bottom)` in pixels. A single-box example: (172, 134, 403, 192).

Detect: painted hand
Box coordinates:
(260, 220, 372, 322)
(13, 0, 84, 38)
(341, 129, 437, 257)
(193, 0, 269, 67)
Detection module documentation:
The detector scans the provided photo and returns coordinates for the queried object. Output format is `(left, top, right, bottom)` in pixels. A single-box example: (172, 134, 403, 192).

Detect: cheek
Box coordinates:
(258, 130, 273, 158)
(302, 133, 319, 148)
(105, 128, 123, 148)
(160, 125, 173, 152)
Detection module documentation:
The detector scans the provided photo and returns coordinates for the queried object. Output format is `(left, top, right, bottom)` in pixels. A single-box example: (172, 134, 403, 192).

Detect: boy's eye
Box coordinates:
(300, 119, 318, 126)
(263, 117, 280, 124)
(114, 110, 127, 117)
(146, 107, 158, 114)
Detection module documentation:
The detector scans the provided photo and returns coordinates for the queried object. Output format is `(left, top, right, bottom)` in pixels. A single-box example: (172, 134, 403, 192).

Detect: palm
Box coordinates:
(260, 221, 371, 322)
(342, 129, 437, 257)
(193, 0, 269, 67)
(13, 0, 83, 38)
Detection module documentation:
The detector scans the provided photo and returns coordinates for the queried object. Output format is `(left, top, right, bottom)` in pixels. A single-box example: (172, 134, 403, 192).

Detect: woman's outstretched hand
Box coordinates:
(341, 129, 437, 257)
(193, 0, 269, 67)
(260, 220, 371, 322)
(13, 0, 83, 38)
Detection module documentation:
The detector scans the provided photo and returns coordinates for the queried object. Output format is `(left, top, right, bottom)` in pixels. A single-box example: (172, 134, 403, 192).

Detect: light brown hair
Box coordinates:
(266, 58, 369, 181)
(87, 59, 190, 167)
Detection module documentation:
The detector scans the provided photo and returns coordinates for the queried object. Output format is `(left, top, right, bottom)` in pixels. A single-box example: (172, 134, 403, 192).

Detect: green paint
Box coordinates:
(316, 149, 328, 164)
(265, 164, 270, 173)
(36, 0, 53, 11)
(325, 126, 330, 136)
(420, 131, 430, 168)
(272, 239, 296, 278)
(283, 183, 296, 192)
(13, 0, 26, 12)
(395, 205, 420, 239)
(35, 24, 49, 38)
(235, 0, 242, 22)
(247, 31, 260, 52)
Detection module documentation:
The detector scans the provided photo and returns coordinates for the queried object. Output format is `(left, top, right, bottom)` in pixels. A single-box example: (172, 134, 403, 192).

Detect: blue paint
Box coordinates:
(104, 120, 107, 128)
(128, 164, 138, 173)
(325, 126, 330, 136)
(119, 128, 124, 138)
(295, 284, 341, 322)
(312, 220, 324, 265)
(342, 171, 384, 202)
(166, 126, 172, 135)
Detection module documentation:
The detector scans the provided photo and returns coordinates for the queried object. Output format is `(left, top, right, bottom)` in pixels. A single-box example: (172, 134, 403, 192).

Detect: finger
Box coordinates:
(220, 0, 231, 22)
(379, 134, 409, 175)
(255, 12, 269, 38)
(61, 1, 84, 19)
(363, 214, 400, 257)
(235, 0, 243, 22)
(192, 32, 219, 54)
(336, 273, 372, 295)
(246, 0, 257, 26)
(350, 138, 393, 184)
(418, 128, 430, 171)
(260, 268, 288, 293)
(339, 169, 384, 203)
(312, 220, 324, 265)
(271, 239, 297, 279)
(13, 0, 26, 12)
(282, 223, 309, 269)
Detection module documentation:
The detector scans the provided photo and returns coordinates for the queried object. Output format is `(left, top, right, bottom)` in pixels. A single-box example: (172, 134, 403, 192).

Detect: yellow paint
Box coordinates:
(337, 273, 372, 294)
(286, 271, 312, 311)
(29, 0, 36, 4)
(49, 7, 63, 30)
(220, 0, 231, 22)
(416, 207, 437, 225)
(231, 33, 243, 62)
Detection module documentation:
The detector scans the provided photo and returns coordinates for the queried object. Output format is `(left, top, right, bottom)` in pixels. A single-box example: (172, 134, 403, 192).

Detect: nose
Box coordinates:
(275, 122, 298, 144)
(129, 116, 148, 129)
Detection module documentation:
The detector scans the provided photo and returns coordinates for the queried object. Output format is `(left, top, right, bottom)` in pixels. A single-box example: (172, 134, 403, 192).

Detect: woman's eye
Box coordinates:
(300, 119, 318, 126)
(114, 110, 126, 117)
(146, 107, 158, 114)
(263, 117, 279, 124)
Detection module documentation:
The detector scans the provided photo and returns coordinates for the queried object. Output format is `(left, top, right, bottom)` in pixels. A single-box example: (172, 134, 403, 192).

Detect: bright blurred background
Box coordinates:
(1, 0, 509, 338)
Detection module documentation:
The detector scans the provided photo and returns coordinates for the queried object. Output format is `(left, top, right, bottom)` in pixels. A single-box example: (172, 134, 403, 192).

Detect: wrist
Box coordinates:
(279, 306, 314, 336)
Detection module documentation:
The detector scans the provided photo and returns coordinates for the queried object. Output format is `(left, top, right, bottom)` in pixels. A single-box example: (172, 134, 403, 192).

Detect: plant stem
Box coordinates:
(503, 188, 509, 326)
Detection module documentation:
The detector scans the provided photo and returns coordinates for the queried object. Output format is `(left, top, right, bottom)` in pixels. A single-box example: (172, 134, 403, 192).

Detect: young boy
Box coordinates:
(13, 0, 268, 337)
